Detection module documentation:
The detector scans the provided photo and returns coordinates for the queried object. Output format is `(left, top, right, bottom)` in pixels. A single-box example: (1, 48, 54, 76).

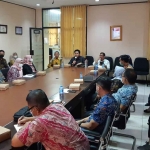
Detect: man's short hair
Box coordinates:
(96, 76, 111, 91)
(74, 49, 80, 54)
(0, 50, 5, 53)
(100, 52, 105, 56)
(54, 51, 59, 55)
(124, 69, 137, 84)
(26, 89, 50, 110)
(120, 55, 130, 63)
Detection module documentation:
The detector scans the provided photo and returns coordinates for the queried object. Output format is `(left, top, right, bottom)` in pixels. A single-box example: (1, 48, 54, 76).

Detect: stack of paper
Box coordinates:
(23, 74, 35, 78)
(14, 124, 22, 132)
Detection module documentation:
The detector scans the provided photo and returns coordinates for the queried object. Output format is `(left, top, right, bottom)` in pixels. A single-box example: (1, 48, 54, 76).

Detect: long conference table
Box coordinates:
(0, 67, 104, 150)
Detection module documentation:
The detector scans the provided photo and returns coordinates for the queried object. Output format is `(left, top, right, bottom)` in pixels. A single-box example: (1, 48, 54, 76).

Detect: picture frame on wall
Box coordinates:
(0, 24, 7, 34)
(15, 26, 22, 35)
(110, 25, 122, 41)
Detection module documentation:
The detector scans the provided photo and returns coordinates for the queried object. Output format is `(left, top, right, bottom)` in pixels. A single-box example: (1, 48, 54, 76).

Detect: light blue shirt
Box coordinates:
(112, 84, 138, 106)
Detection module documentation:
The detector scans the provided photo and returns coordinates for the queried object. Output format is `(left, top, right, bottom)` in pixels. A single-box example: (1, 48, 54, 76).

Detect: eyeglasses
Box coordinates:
(75, 53, 79, 54)
(23, 106, 35, 115)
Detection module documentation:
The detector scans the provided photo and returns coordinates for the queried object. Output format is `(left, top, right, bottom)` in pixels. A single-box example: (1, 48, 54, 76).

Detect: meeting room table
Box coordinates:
(0, 67, 104, 150)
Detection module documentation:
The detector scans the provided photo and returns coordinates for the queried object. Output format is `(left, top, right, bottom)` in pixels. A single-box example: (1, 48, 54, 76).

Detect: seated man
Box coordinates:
(11, 89, 89, 150)
(93, 52, 110, 70)
(68, 49, 85, 67)
(48, 51, 61, 68)
(112, 69, 138, 111)
(77, 76, 117, 133)
(119, 55, 133, 69)
(0, 50, 9, 69)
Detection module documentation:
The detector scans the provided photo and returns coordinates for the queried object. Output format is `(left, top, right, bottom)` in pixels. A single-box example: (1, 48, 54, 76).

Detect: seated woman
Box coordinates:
(11, 89, 89, 150)
(9, 52, 18, 66)
(0, 70, 5, 83)
(7, 58, 23, 82)
(23, 55, 36, 75)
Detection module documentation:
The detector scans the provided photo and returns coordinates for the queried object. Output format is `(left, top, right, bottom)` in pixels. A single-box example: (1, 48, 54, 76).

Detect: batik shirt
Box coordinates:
(0, 58, 8, 69)
(48, 58, 61, 68)
(17, 104, 90, 150)
(88, 94, 117, 126)
(0, 70, 5, 83)
(7, 67, 19, 82)
(112, 84, 138, 106)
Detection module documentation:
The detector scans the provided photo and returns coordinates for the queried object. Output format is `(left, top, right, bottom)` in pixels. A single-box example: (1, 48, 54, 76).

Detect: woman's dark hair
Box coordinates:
(120, 55, 130, 63)
(26, 89, 50, 110)
(96, 76, 111, 91)
(124, 69, 137, 84)
(74, 49, 80, 54)
(100, 52, 105, 56)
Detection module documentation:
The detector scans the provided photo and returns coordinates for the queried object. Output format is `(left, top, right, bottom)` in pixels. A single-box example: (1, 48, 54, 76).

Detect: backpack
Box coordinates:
(13, 106, 32, 122)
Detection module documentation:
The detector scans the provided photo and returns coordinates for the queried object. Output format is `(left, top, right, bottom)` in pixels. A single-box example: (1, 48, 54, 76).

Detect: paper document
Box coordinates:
(14, 124, 23, 132)
(23, 74, 35, 78)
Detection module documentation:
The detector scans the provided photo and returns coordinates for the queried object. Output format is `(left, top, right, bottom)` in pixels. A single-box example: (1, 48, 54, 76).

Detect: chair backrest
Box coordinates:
(1, 68, 9, 80)
(113, 95, 133, 130)
(105, 56, 113, 71)
(134, 57, 149, 72)
(85, 56, 94, 66)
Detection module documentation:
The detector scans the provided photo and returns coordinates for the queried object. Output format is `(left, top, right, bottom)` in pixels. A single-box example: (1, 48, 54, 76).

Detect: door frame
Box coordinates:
(29, 28, 43, 70)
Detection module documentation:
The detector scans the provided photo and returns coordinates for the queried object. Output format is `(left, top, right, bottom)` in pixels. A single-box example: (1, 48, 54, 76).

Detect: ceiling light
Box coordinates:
(95, 0, 99, 2)
(36, 4, 40, 6)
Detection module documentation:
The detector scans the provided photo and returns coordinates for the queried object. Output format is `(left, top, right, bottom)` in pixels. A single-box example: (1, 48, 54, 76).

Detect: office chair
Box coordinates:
(86, 56, 94, 66)
(134, 57, 149, 86)
(1, 68, 9, 81)
(105, 56, 113, 76)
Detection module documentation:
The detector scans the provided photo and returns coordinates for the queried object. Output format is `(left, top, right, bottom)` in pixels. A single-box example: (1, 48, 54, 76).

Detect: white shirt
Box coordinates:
(93, 59, 110, 70)
(112, 66, 125, 81)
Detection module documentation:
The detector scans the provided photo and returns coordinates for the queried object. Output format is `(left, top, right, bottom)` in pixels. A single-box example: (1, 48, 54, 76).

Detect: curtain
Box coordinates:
(148, 0, 150, 60)
(61, 6, 74, 58)
(61, 5, 86, 58)
(74, 5, 86, 57)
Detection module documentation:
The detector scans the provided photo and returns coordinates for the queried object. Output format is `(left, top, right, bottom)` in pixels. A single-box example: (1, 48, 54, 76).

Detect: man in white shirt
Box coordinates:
(93, 52, 110, 70)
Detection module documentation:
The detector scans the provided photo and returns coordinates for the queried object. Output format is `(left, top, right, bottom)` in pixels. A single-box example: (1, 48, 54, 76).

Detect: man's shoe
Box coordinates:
(144, 109, 150, 113)
(137, 142, 150, 150)
(145, 103, 150, 106)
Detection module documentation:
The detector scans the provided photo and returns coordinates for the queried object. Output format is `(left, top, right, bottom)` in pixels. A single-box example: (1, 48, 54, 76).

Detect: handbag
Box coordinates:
(13, 106, 32, 122)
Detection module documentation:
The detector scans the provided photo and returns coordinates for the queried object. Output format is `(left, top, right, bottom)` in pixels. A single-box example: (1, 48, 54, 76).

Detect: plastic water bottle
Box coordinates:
(94, 62, 98, 70)
(80, 72, 83, 79)
(59, 86, 64, 95)
(61, 59, 64, 68)
(85, 59, 88, 68)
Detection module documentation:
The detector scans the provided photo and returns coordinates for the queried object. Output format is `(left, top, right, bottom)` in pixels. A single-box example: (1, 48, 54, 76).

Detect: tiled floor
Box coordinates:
(108, 83, 150, 150)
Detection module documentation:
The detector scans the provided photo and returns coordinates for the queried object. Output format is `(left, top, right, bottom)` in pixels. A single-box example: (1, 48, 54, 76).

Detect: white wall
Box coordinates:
(36, 9, 42, 28)
(87, 3, 149, 63)
(0, 1, 35, 62)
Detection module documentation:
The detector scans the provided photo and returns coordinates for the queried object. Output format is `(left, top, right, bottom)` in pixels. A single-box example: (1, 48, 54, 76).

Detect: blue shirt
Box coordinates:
(112, 84, 138, 106)
(88, 94, 117, 125)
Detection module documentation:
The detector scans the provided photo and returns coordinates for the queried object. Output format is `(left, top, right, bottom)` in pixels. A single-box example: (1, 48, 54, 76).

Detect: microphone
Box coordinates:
(75, 57, 77, 60)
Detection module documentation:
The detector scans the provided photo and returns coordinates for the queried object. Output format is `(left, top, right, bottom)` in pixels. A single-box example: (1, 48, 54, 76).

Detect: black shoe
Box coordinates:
(137, 142, 150, 150)
(144, 109, 150, 113)
(145, 103, 150, 106)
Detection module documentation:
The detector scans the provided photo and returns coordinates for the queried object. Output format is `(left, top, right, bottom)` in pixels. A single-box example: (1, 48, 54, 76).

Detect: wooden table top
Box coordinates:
(0, 68, 91, 126)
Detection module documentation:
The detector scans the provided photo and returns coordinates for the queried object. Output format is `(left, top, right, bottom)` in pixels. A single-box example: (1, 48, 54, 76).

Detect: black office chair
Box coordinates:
(1, 68, 9, 81)
(113, 95, 136, 150)
(86, 56, 94, 66)
(82, 116, 113, 150)
(105, 56, 113, 76)
(134, 57, 149, 86)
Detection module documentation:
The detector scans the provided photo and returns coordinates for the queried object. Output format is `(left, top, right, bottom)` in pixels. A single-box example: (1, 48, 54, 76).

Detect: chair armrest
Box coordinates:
(81, 128, 100, 137)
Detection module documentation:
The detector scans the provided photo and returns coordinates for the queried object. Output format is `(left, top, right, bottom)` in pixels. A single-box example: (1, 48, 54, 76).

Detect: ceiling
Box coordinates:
(1, 0, 148, 9)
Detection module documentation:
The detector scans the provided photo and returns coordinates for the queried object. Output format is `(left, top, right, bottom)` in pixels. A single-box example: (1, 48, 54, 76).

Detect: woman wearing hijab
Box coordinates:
(0, 70, 5, 83)
(9, 52, 18, 66)
(7, 58, 23, 82)
(22, 55, 36, 75)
